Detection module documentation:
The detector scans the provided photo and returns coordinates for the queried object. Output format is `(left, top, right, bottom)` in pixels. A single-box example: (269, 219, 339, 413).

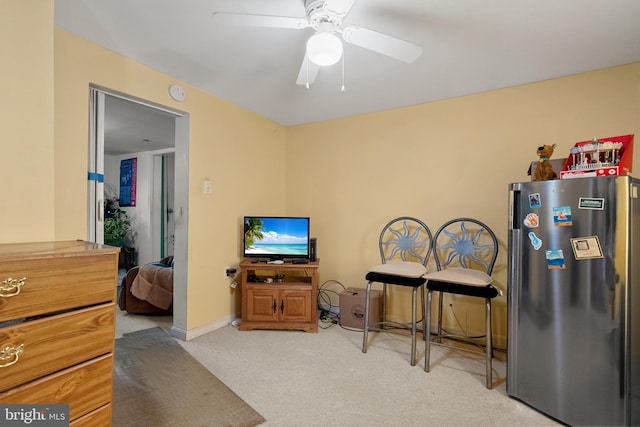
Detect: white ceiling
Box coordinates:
(55, 0, 640, 127)
(103, 95, 176, 155)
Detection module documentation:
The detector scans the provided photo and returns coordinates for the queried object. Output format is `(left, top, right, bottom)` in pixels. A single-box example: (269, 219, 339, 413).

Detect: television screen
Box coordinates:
(243, 216, 310, 259)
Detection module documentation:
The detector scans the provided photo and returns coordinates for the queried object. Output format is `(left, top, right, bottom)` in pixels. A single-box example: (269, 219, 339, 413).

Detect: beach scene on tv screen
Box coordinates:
(244, 218, 308, 256)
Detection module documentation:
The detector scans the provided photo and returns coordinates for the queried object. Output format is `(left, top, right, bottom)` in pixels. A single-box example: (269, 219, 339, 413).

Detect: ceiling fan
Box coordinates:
(211, 0, 423, 86)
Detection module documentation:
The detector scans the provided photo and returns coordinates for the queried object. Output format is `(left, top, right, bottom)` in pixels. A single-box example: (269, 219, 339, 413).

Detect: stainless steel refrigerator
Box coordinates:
(507, 175, 640, 426)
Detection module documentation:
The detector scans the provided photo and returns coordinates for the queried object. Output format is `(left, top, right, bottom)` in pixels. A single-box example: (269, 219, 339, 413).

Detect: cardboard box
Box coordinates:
(339, 287, 382, 330)
(560, 134, 634, 179)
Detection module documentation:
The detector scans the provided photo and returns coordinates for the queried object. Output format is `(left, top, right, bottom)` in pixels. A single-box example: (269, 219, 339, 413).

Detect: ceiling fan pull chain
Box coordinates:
(306, 55, 310, 89)
(341, 53, 345, 92)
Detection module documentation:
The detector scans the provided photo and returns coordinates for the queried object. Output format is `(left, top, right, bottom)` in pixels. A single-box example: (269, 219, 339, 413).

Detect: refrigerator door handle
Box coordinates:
(508, 229, 522, 309)
(507, 188, 522, 392)
(508, 188, 522, 302)
(609, 288, 615, 320)
(611, 273, 621, 321)
(509, 188, 521, 230)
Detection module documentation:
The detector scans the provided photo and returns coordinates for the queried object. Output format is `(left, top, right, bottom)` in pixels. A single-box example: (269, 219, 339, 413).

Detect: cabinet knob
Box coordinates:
(272, 299, 277, 314)
(0, 343, 24, 368)
(280, 300, 285, 314)
(0, 277, 26, 298)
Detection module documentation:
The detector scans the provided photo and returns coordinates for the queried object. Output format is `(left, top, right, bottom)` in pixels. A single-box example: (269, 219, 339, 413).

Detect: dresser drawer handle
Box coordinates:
(0, 277, 26, 298)
(0, 344, 24, 368)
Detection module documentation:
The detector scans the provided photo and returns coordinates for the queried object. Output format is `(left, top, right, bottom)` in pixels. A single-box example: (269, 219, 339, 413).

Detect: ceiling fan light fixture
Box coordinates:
(306, 32, 343, 66)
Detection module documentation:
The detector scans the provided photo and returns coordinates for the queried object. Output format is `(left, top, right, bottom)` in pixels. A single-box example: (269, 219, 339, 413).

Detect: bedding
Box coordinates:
(130, 264, 174, 310)
(118, 257, 174, 314)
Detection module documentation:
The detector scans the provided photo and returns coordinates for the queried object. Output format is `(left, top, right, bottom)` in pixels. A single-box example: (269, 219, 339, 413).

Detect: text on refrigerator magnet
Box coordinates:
(570, 236, 604, 260)
(578, 198, 605, 210)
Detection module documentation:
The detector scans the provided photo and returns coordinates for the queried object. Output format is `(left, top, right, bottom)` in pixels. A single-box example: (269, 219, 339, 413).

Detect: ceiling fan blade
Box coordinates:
(323, 0, 357, 17)
(211, 12, 309, 29)
(341, 25, 423, 63)
(296, 55, 320, 86)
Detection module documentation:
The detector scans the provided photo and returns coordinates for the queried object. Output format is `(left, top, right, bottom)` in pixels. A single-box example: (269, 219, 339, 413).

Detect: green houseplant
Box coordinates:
(104, 198, 135, 269)
(104, 210, 132, 247)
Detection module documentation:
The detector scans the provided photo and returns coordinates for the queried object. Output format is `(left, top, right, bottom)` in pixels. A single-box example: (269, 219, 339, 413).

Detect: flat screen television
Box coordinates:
(243, 216, 310, 260)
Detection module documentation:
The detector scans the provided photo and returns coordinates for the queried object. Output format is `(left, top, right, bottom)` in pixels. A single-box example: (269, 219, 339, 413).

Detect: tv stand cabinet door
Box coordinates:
(245, 288, 278, 323)
(279, 289, 313, 323)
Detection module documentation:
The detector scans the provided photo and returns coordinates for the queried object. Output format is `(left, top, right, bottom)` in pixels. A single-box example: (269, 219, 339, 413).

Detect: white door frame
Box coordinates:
(87, 90, 105, 243)
(87, 85, 190, 338)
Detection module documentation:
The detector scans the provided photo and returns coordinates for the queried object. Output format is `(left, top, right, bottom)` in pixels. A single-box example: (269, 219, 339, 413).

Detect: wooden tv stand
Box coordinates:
(239, 258, 319, 333)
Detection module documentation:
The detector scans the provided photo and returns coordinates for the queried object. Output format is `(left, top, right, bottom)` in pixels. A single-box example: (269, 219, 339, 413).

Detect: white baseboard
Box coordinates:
(169, 315, 235, 341)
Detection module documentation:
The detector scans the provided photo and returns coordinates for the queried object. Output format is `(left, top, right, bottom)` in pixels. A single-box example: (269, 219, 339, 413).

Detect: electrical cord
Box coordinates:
(338, 324, 365, 332)
(316, 280, 430, 335)
(317, 279, 346, 328)
(433, 303, 487, 351)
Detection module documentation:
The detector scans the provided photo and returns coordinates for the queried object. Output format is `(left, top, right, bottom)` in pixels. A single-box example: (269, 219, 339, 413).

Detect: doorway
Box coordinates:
(87, 86, 189, 337)
(152, 152, 176, 261)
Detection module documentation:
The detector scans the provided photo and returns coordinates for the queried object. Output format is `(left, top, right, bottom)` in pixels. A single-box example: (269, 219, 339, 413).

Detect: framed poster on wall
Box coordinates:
(119, 158, 137, 207)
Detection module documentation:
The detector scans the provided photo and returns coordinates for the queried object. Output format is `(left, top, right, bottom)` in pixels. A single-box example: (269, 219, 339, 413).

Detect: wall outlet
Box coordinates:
(224, 266, 237, 279)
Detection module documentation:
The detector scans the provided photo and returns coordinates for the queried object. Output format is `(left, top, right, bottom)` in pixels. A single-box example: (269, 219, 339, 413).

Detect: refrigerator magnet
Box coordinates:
(570, 236, 603, 260)
(528, 193, 541, 208)
(552, 206, 573, 226)
(528, 232, 542, 250)
(578, 197, 605, 210)
(523, 213, 539, 228)
(545, 250, 566, 269)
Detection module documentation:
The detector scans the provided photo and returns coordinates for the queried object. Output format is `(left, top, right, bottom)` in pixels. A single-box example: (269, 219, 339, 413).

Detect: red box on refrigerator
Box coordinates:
(560, 134, 634, 179)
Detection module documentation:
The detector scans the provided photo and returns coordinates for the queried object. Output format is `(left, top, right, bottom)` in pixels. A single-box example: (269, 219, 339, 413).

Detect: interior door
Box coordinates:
(163, 153, 175, 257)
(87, 89, 105, 243)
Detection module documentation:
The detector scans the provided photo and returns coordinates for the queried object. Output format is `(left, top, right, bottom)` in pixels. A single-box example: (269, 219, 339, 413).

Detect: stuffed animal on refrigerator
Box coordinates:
(533, 144, 558, 181)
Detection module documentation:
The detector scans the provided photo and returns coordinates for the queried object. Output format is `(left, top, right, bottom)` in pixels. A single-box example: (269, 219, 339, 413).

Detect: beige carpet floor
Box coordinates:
(114, 307, 560, 426)
(178, 323, 561, 427)
(112, 327, 265, 427)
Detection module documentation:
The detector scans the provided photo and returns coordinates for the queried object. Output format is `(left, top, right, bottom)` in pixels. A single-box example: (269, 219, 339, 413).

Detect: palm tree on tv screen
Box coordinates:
(244, 218, 265, 248)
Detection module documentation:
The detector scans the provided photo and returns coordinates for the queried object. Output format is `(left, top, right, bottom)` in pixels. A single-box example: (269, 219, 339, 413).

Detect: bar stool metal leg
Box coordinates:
(362, 281, 373, 353)
(420, 285, 426, 341)
(436, 292, 444, 343)
(485, 297, 492, 389)
(425, 288, 432, 372)
(410, 286, 417, 366)
(381, 282, 387, 329)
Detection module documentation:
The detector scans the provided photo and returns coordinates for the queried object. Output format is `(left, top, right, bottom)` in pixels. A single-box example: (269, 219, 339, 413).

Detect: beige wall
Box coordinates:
(53, 29, 286, 331)
(0, 0, 55, 242)
(286, 63, 640, 345)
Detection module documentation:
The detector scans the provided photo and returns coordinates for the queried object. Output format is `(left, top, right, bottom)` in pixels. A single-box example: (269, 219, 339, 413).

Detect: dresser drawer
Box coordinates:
(0, 354, 113, 421)
(70, 403, 111, 427)
(0, 303, 114, 391)
(0, 253, 117, 323)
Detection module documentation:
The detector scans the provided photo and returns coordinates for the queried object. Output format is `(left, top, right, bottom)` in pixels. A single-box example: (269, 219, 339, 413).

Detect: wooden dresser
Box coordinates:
(0, 241, 119, 426)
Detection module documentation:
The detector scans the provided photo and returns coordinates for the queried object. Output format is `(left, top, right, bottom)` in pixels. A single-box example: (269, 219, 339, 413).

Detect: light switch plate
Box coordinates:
(203, 179, 212, 194)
